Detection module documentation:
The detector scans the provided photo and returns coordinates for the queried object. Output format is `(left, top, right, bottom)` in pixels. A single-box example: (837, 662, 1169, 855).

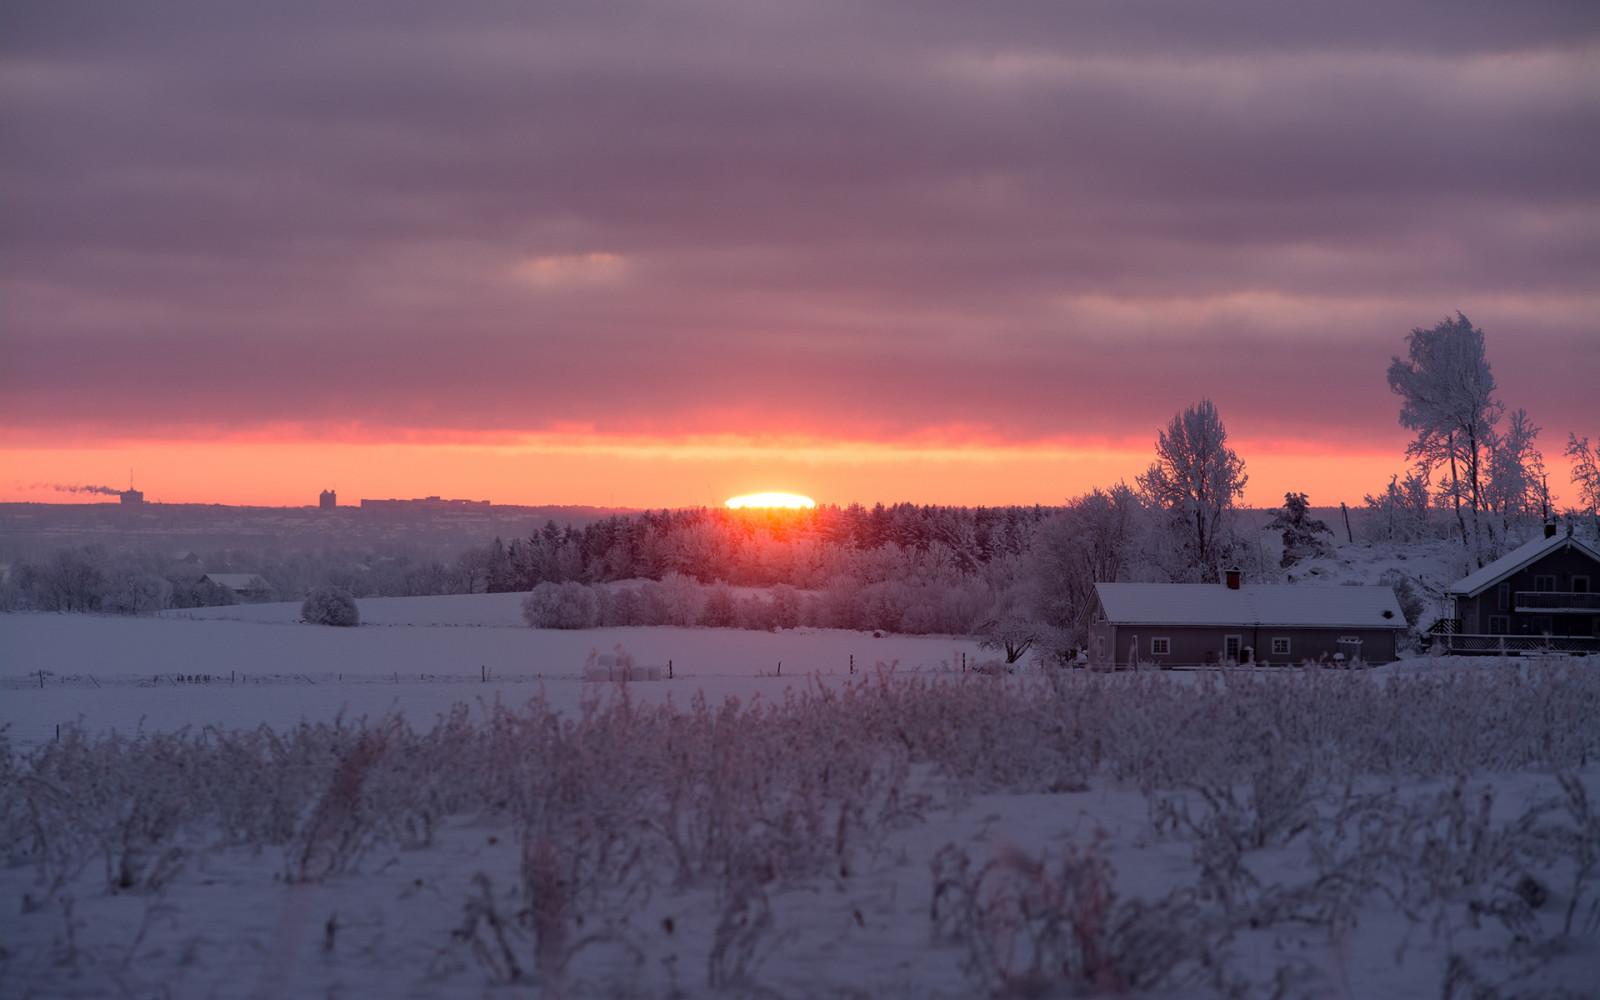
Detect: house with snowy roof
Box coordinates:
(197, 573, 274, 601)
(1087, 570, 1407, 669)
(1438, 522, 1600, 655)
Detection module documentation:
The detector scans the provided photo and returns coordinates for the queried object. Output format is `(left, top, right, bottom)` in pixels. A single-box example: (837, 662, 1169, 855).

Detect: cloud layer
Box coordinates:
(3, 1, 1595, 465)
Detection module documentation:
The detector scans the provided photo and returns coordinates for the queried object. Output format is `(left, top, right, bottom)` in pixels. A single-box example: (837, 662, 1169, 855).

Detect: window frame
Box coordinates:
(1271, 637, 1291, 656)
(1150, 637, 1170, 656)
(1224, 635, 1242, 661)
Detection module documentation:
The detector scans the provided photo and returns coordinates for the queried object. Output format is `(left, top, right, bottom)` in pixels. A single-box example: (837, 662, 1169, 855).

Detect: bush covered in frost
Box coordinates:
(521, 580, 601, 628)
(300, 585, 360, 626)
(5, 659, 1598, 997)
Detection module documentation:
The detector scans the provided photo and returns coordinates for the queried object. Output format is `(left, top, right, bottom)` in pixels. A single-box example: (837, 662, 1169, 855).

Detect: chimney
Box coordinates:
(1545, 520, 1558, 538)
(1225, 567, 1241, 590)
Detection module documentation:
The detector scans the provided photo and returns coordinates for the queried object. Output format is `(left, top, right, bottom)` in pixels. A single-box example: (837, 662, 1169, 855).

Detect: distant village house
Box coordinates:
(197, 573, 274, 602)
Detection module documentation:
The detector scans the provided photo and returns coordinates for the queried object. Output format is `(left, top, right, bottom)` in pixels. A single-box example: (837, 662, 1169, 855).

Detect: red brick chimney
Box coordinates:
(1225, 567, 1241, 590)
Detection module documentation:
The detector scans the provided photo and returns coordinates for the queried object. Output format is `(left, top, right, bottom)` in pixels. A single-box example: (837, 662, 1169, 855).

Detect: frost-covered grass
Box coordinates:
(4, 654, 1598, 999)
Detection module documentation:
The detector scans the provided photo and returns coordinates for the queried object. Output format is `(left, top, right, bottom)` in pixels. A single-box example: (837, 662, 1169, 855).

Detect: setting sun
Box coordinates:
(725, 492, 816, 509)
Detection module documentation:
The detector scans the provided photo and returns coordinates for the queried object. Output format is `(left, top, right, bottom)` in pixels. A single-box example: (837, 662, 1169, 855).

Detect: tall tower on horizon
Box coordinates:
(319, 488, 337, 509)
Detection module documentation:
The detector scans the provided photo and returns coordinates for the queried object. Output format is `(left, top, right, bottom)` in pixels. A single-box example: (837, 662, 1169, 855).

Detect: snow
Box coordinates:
(1095, 582, 1405, 628)
(1, 604, 983, 748)
(3, 594, 1597, 999)
(1448, 529, 1600, 597)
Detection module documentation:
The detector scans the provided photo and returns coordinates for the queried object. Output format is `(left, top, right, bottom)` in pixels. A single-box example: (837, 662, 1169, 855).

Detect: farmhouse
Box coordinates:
(1087, 573, 1407, 668)
(1438, 522, 1600, 655)
(197, 573, 273, 601)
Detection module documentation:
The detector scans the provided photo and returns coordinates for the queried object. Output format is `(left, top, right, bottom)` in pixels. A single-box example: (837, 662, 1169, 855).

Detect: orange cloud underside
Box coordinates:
(1, 429, 1410, 509)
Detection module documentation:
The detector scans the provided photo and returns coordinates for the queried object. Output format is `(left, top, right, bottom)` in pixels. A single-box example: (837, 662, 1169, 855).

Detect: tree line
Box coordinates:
(5, 312, 1590, 661)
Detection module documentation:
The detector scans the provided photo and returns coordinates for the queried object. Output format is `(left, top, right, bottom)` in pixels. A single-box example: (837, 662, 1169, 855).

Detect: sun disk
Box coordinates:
(725, 492, 815, 509)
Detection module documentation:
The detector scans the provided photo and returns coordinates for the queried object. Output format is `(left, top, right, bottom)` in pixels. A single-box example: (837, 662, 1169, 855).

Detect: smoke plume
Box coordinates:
(44, 483, 123, 495)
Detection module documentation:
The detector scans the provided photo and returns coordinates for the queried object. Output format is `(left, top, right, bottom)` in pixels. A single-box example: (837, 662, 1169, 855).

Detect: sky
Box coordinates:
(2, 1, 1596, 509)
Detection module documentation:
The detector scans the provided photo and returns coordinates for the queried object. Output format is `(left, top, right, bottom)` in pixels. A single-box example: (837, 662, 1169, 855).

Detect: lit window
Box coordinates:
(1151, 637, 1170, 655)
(1271, 637, 1290, 655)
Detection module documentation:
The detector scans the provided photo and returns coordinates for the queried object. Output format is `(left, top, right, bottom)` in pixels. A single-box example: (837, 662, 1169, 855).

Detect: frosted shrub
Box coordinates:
(7, 658, 1599, 996)
(930, 839, 1208, 996)
(301, 585, 359, 626)
(521, 581, 599, 629)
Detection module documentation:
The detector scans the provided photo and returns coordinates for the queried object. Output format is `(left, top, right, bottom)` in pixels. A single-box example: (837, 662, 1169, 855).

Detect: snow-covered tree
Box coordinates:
(1386, 313, 1501, 560)
(1136, 399, 1247, 583)
(1482, 408, 1546, 550)
(301, 586, 360, 626)
(1566, 434, 1599, 531)
(1266, 492, 1333, 567)
(1363, 467, 1435, 543)
(520, 581, 598, 629)
(1028, 485, 1141, 653)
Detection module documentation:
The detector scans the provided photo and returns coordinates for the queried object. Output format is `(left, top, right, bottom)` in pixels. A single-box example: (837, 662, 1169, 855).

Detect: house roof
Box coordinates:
(1447, 529, 1600, 597)
(1094, 582, 1405, 629)
(200, 573, 269, 591)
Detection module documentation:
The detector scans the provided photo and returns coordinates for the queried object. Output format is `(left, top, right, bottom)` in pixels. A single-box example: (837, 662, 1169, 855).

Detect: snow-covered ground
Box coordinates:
(1, 599, 984, 748)
(3, 596, 1597, 999)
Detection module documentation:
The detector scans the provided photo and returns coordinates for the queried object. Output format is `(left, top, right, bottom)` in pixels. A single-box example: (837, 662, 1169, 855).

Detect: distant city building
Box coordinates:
(320, 489, 337, 509)
(360, 496, 491, 510)
(120, 489, 144, 505)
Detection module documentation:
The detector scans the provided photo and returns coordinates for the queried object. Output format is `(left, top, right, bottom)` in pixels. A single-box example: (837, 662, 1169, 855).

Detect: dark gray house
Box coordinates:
(197, 573, 274, 601)
(1087, 576, 1407, 668)
(1440, 523, 1600, 654)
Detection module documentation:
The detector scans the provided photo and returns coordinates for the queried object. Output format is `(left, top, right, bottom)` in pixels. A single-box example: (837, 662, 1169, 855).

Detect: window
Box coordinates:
(1096, 636, 1105, 659)
(1532, 616, 1553, 635)
(1497, 583, 1509, 610)
(1574, 576, 1591, 594)
(1271, 637, 1291, 656)
(1534, 575, 1556, 593)
(1150, 637, 1170, 655)
(1224, 635, 1242, 660)
(1488, 615, 1509, 635)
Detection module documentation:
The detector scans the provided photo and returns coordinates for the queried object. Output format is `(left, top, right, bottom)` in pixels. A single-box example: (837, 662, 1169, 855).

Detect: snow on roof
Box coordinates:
(1094, 583, 1405, 629)
(201, 573, 269, 590)
(1447, 530, 1600, 597)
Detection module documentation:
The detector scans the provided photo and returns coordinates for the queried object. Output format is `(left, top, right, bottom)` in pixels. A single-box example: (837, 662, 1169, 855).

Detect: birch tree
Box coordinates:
(1567, 433, 1600, 534)
(1136, 399, 1247, 583)
(1386, 313, 1501, 561)
(1483, 407, 1546, 549)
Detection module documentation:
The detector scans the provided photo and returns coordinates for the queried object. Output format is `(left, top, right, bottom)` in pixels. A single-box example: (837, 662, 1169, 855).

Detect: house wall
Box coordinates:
(1089, 621, 1401, 668)
(1455, 546, 1600, 639)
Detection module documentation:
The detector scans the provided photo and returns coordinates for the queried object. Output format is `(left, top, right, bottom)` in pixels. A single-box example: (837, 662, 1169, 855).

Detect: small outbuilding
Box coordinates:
(1439, 522, 1600, 655)
(1087, 575, 1407, 668)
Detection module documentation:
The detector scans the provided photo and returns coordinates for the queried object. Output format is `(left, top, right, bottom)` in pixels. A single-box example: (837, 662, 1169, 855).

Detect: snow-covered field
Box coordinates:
(1, 598, 983, 748)
(3, 597, 1597, 999)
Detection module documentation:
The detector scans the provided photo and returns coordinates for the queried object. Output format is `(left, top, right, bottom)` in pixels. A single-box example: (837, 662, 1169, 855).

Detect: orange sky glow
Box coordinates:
(3, 4, 1593, 516)
(1, 429, 1452, 511)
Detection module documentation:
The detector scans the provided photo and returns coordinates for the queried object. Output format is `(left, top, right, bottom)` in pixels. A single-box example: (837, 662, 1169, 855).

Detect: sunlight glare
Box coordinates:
(725, 492, 816, 509)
